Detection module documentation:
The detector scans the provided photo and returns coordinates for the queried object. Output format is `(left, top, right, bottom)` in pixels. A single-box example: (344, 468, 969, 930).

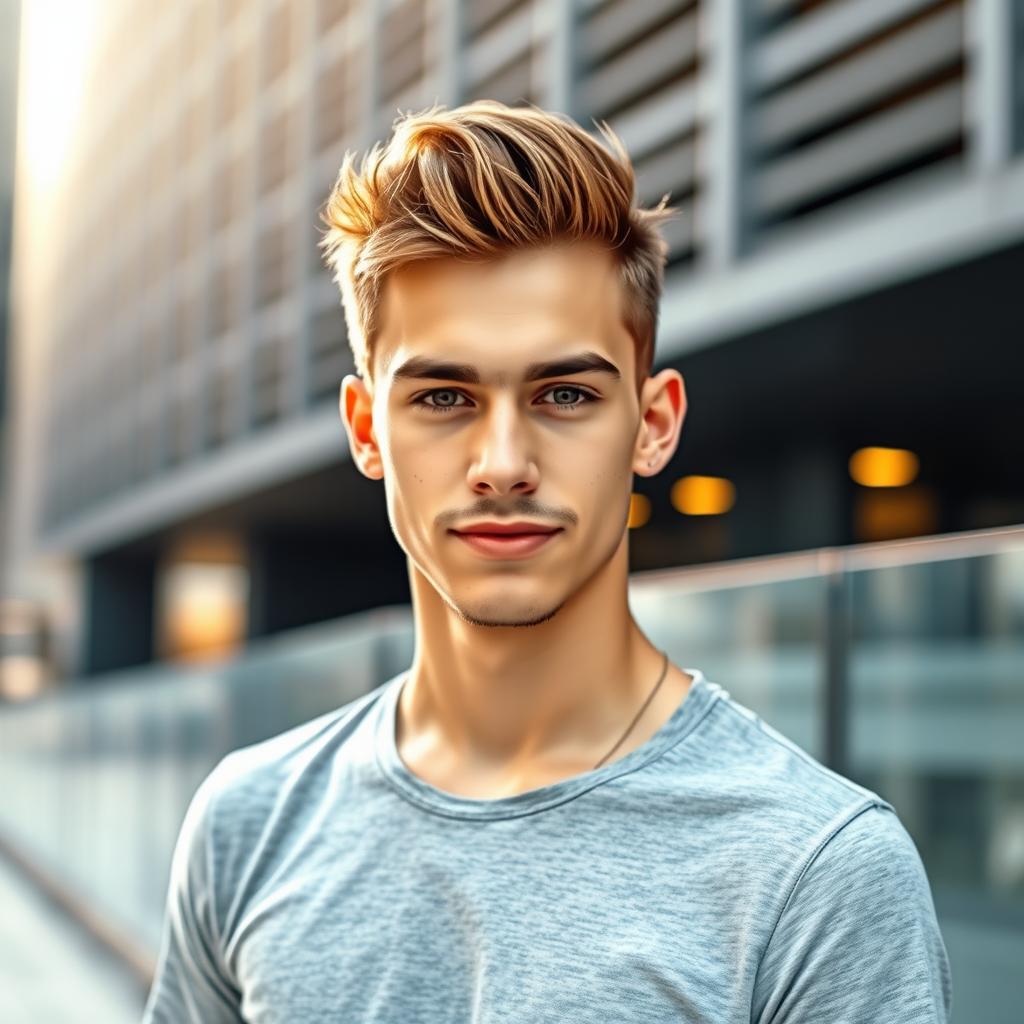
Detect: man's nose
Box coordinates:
(466, 399, 540, 494)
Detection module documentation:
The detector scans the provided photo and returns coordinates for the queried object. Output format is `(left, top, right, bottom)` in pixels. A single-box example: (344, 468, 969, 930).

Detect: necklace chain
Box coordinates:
(592, 650, 670, 770)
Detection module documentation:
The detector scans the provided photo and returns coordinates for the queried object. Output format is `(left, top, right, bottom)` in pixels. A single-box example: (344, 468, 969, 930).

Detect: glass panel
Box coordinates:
(631, 573, 827, 756)
(847, 547, 1024, 1022)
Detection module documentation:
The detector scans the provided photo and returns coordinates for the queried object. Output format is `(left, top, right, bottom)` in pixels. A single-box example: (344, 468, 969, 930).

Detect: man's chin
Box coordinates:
(444, 593, 567, 630)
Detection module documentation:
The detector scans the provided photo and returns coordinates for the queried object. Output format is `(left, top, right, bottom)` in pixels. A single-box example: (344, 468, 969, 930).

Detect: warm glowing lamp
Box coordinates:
(849, 447, 919, 487)
(157, 532, 249, 663)
(671, 475, 736, 516)
(160, 562, 249, 663)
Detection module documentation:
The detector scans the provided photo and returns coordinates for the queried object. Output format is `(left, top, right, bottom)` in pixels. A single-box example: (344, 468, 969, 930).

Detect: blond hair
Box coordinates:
(317, 100, 678, 394)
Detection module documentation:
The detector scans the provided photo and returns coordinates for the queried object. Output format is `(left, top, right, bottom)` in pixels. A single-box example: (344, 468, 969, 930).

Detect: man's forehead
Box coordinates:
(373, 245, 631, 385)
(381, 244, 621, 322)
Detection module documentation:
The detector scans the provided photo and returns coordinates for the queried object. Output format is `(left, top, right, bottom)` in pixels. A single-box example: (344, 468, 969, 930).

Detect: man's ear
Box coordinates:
(633, 369, 687, 477)
(340, 374, 384, 480)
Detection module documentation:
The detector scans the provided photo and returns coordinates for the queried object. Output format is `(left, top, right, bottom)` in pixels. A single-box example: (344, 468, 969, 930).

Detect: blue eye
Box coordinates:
(413, 386, 598, 415)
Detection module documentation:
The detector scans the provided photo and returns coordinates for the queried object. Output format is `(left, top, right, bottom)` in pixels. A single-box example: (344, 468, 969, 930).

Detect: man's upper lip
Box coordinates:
(452, 521, 562, 535)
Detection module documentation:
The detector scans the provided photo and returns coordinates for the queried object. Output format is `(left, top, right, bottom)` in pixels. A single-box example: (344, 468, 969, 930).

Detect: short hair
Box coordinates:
(317, 99, 678, 395)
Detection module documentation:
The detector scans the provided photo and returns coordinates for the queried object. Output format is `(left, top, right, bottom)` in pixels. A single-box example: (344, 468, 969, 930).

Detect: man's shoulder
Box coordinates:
(751, 788, 952, 1022)
(204, 674, 395, 814)
(694, 680, 895, 848)
(692, 681, 945, 988)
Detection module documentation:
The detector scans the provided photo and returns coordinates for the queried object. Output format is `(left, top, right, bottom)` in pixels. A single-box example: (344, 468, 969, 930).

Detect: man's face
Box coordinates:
(343, 242, 664, 628)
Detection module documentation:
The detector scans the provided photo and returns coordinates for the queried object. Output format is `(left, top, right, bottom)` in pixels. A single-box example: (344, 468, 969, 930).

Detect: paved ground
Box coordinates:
(0, 851, 148, 1023)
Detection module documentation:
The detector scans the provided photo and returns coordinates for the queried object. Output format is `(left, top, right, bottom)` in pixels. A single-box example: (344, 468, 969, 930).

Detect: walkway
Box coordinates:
(0, 850, 147, 1023)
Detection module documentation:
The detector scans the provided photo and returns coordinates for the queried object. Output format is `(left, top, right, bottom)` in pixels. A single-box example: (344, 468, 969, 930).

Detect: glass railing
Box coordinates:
(632, 527, 1024, 1022)
(1, 524, 1021, 1022)
(0, 605, 416, 955)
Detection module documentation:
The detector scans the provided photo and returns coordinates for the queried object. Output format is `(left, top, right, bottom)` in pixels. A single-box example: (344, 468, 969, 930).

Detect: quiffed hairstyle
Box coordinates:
(317, 99, 678, 394)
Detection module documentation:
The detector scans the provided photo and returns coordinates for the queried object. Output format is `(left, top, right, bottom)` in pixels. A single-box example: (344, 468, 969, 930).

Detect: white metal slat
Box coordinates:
(577, 10, 699, 118)
(754, 0, 945, 90)
(463, 2, 533, 88)
(635, 135, 701, 205)
(754, 0, 801, 18)
(658, 198, 700, 255)
(463, 0, 523, 38)
(577, 0, 692, 67)
(756, 4, 963, 149)
(602, 78, 702, 160)
(753, 78, 964, 216)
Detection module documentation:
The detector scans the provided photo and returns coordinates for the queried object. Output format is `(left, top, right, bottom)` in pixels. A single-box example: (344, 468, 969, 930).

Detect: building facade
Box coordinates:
(5, 0, 1023, 681)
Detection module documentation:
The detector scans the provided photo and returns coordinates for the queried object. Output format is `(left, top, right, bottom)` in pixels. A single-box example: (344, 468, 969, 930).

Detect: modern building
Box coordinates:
(4, 0, 1023, 684)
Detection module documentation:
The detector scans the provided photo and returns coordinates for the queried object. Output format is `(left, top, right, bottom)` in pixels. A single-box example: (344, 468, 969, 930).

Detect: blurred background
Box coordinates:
(0, 0, 1022, 1020)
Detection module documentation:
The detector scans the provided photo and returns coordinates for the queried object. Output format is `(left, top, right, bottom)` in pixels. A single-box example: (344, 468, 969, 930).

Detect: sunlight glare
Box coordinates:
(19, 0, 106, 196)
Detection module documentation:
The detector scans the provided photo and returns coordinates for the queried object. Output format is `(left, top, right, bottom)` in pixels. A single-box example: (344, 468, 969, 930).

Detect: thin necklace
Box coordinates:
(593, 650, 670, 770)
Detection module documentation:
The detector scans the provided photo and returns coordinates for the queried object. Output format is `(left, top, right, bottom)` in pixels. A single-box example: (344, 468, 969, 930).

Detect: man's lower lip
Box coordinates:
(453, 531, 560, 558)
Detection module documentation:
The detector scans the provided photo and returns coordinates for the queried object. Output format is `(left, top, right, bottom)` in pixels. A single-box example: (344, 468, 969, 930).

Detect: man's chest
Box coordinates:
(226, 825, 758, 1023)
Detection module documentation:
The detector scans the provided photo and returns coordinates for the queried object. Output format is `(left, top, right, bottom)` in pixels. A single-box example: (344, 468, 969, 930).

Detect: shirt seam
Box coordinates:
(716, 697, 894, 811)
(757, 797, 888, 965)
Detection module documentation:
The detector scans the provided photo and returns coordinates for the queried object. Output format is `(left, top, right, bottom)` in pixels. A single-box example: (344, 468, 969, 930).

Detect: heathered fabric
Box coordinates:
(142, 667, 953, 1023)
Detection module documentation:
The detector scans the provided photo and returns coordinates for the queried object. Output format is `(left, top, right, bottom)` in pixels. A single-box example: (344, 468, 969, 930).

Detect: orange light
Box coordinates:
(849, 446, 919, 487)
(0, 656, 47, 701)
(670, 475, 736, 516)
(158, 559, 248, 664)
(628, 493, 651, 528)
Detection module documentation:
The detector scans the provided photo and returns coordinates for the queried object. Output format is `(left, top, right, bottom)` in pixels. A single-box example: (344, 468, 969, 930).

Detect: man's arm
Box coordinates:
(142, 757, 244, 1024)
(753, 802, 953, 1023)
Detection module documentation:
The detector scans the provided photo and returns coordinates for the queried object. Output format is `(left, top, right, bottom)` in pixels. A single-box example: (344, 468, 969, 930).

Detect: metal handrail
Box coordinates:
(631, 522, 1024, 591)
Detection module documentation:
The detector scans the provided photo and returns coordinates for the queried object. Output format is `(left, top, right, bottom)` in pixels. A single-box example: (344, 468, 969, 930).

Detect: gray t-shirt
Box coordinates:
(142, 667, 953, 1023)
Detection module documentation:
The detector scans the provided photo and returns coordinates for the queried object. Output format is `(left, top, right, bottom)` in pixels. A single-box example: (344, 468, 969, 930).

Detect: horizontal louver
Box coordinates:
(576, 0, 703, 269)
(379, 0, 427, 107)
(256, 219, 293, 310)
(750, 0, 966, 231)
(463, 1, 538, 105)
(251, 335, 285, 429)
(308, 307, 355, 406)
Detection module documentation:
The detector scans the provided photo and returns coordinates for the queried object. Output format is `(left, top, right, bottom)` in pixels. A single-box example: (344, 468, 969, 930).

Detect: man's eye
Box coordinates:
(413, 389, 469, 414)
(412, 386, 598, 415)
(538, 386, 597, 411)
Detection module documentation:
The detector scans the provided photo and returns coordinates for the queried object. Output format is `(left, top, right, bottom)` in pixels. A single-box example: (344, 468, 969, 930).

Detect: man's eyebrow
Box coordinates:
(390, 351, 622, 385)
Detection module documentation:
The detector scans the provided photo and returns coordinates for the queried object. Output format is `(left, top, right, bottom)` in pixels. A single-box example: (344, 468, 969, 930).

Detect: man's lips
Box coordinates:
(450, 522, 562, 536)
(451, 529, 561, 558)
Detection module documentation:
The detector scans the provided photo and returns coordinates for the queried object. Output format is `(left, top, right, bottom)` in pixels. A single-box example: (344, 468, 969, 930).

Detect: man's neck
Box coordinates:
(394, 654, 693, 800)
(396, 540, 693, 796)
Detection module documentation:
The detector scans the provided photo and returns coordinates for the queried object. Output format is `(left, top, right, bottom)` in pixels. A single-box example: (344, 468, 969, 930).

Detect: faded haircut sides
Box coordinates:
(317, 99, 679, 397)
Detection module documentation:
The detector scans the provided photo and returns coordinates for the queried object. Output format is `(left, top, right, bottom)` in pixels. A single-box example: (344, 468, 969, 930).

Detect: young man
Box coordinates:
(143, 101, 952, 1022)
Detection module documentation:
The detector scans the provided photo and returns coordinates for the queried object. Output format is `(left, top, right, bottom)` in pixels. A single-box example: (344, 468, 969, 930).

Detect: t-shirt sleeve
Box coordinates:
(141, 757, 245, 1024)
(753, 802, 953, 1024)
